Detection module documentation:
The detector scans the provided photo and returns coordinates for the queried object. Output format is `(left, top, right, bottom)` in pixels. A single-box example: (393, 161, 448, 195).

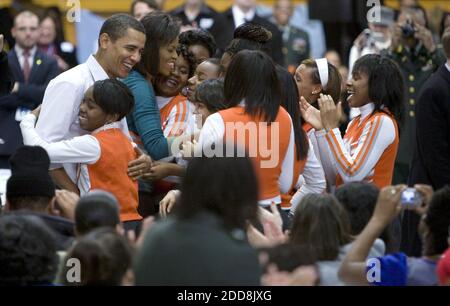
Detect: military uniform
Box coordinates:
(382, 44, 446, 184)
(280, 25, 310, 73)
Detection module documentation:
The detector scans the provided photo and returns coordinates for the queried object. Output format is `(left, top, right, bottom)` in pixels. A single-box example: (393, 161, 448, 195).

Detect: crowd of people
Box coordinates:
(0, 0, 449, 286)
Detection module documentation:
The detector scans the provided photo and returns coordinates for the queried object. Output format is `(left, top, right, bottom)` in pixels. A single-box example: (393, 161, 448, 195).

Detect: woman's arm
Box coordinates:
(323, 115, 396, 183)
(290, 140, 326, 213)
(20, 113, 100, 164)
(123, 74, 169, 160)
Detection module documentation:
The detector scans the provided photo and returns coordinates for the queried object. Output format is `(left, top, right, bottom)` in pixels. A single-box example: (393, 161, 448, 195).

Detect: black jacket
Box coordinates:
(409, 64, 450, 189)
(0, 51, 13, 96)
(134, 211, 262, 285)
(209, 7, 283, 65)
(0, 49, 58, 157)
(170, 4, 219, 32)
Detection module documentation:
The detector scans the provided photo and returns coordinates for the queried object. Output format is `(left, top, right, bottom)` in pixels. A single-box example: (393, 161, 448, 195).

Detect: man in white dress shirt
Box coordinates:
(35, 14, 147, 192)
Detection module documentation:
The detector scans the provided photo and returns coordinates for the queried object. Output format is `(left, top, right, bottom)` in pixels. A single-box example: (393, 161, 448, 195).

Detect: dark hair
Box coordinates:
(61, 227, 133, 286)
(0, 214, 58, 285)
(290, 194, 352, 261)
(424, 186, 450, 256)
(130, 0, 159, 14)
(195, 79, 226, 113)
(99, 13, 145, 43)
(335, 182, 380, 236)
(410, 5, 429, 29)
(352, 54, 405, 126)
(39, 8, 64, 42)
(177, 145, 259, 230)
(334, 182, 397, 253)
(442, 28, 450, 59)
(75, 192, 121, 236)
(276, 65, 309, 160)
(260, 243, 317, 272)
(440, 12, 450, 38)
(7, 196, 52, 212)
(93, 79, 134, 120)
(179, 29, 217, 58)
(224, 50, 281, 122)
(136, 12, 180, 77)
(300, 58, 342, 104)
(177, 43, 196, 78)
(225, 23, 272, 57)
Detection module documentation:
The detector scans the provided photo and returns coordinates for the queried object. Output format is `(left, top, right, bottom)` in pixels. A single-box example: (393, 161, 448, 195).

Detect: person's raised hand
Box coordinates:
(372, 185, 407, 227)
(414, 24, 436, 53)
(413, 184, 433, 216)
(318, 94, 342, 131)
(53, 189, 80, 220)
(299, 96, 323, 130)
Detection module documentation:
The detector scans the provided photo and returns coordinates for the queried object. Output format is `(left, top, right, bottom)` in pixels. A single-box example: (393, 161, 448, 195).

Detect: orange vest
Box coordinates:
(336, 111, 399, 189)
(159, 95, 190, 137)
(219, 106, 291, 202)
(88, 128, 141, 222)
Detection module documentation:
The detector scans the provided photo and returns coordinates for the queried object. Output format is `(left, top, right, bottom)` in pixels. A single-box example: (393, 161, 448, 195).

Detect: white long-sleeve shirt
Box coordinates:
(197, 108, 295, 206)
(35, 55, 131, 182)
(21, 113, 122, 194)
(314, 103, 397, 186)
(290, 139, 326, 213)
(307, 128, 338, 192)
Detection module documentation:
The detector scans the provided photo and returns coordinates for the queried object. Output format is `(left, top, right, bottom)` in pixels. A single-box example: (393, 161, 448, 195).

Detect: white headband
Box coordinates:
(315, 58, 329, 89)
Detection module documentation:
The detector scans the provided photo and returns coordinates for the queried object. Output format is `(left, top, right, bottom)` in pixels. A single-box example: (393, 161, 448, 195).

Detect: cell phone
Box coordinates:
(401, 188, 422, 209)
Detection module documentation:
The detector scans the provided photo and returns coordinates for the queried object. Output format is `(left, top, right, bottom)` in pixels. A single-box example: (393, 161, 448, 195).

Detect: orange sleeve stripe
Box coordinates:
(325, 133, 351, 174)
(350, 116, 381, 175)
(326, 116, 381, 176)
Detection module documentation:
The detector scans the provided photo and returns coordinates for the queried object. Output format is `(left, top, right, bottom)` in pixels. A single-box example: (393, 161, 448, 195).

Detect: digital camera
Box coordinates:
(401, 19, 416, 39)
(401, 188, 422, 209)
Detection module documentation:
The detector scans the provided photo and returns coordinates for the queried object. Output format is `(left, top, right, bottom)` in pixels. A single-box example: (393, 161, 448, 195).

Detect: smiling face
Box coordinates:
(38, 17, 56, 46)
(186, 61, 220, 102)
(158, 37, 179, 77)
(99, 28, 146, 79)
(346, 70, 370, 108)
(155, 54, 190, 97)
(78, 87, 116, 131)
(294, 64, 322, 103)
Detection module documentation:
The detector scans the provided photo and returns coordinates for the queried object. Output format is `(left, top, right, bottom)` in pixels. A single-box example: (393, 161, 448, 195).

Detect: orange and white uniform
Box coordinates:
(284, 138, 326, 214)
(157, 95, 196, 137)
(314, 103, 399, 188)
(197, 103, 295, 206)
(20, 114, 141, 222)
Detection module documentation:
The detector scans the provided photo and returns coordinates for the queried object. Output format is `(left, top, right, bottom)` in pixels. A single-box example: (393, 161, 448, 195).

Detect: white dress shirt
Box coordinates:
(232, 5, 256, 29)
(14, 45, 37, 71)
(35, 55, 131, 181)
(21, 113, 124, 194)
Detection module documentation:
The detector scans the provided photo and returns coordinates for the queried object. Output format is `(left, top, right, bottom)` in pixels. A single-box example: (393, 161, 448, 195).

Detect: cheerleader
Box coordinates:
(301, 54, 404, 188)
